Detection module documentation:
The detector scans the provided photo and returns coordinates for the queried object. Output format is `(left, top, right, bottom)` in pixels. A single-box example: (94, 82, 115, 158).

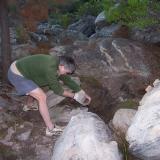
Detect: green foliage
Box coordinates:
(76, 0, 103, 18)
(15, 26, 29, 44)
(59, 14, 72, 27)
(118, 99, 138, 109)
(48, 0, 81, 13)
(103, 0, 160, 28)
(49, 13, 72, 28)
(48, 0, 103, 27)
(151, 1, 160, 11)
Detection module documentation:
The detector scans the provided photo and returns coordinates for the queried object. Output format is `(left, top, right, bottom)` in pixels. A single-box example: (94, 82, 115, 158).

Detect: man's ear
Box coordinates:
(59, 65, 66, 71)
(59, 64, 63, 68)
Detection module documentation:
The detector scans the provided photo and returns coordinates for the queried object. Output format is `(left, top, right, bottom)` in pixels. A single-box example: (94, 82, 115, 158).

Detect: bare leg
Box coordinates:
(28, 88, 54, 130)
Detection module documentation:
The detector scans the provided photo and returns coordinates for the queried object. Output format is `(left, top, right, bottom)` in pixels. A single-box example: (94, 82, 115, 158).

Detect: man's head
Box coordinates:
(58, 56, 76, 75)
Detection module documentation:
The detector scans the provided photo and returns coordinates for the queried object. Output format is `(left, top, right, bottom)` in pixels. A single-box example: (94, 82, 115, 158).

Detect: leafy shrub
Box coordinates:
(15, 26, 29, 43)
(49, 12, 72, 27)
(103, 0, 160, 28)
(59, 14, 72, 27)
(48, 0, 103, 27)
(48, 0, 81, 13)
(76, 0, 103, 18)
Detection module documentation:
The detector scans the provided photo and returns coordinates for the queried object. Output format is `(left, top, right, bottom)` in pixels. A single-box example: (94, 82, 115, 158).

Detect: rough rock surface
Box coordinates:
(126, 79, 160, 160)
(52, 111, 122, 160)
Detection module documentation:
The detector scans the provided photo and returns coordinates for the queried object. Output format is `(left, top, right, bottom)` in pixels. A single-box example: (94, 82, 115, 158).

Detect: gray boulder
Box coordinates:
(37, 23, 64, 36)
(68, 15, 96, 37)
(131, 25, 160, 44)
(57, 30, 88, 45)
(95, 11, 108, 31)
(11, 43, 35, 60)
(126, 79, 160, 160)
(112, 108, 137, 136)
(99, 38, 150, 77)
(91, 24, 123, 39)
(51, 111, 122, 160)
(29, 32, 48, 42)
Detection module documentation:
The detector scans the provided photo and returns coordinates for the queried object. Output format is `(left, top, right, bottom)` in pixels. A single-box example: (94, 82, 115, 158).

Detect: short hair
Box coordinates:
(59, 56, 76, 74)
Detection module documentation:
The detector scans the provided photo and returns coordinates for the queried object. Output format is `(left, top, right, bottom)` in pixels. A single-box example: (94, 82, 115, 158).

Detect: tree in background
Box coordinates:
(0, 0, 11, 83)
(103, 0, 160, 28)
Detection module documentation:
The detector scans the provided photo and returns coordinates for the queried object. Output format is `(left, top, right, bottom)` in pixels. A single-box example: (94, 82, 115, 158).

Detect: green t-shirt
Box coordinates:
(16, 54, 81, 95)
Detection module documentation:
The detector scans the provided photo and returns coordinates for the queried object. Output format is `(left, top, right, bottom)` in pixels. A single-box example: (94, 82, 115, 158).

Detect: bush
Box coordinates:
(49, 12, 72, 27)
(15, 26, 29, 43)
(76, 0, 103, 18)
(59, 14, 72, 27)
(48, 0, 103, 27)
(103, 0, 160, 28)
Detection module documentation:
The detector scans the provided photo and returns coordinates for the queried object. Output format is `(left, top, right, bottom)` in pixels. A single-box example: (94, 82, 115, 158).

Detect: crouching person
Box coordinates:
(8, 54, 91, 136)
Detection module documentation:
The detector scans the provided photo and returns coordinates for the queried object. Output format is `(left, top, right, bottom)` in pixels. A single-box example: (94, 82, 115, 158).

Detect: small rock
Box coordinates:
(16, 121, 33, 141)
(16, 130, 32, 141)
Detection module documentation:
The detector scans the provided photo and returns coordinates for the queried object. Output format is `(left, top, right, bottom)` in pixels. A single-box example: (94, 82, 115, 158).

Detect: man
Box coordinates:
(8, 54, 91, 136)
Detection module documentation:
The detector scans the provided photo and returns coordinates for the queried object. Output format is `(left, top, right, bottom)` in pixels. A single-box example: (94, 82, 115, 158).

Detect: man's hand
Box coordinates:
(74, 90, 91, 105)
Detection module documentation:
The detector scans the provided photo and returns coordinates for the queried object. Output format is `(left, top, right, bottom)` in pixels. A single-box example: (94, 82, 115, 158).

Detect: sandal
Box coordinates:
(46, 125, 63, 136)
(23, 102, 38, 112)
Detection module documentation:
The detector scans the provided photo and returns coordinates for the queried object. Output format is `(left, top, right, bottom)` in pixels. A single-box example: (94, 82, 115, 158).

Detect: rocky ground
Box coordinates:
(0, 85, 60, 160)
(1, 2, 160, 159)
(0, 81, 82, 160)
(0, 76, 140, 160)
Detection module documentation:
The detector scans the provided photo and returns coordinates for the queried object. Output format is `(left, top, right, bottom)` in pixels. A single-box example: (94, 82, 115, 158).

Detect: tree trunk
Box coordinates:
(0, 0, 11, 83)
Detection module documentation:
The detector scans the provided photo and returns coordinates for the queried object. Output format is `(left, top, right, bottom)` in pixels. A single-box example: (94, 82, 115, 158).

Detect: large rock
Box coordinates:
(91, 24, 119, 37)
(112, 108, 137, 136)
(139, 79, 160, 106)
(95, 11, 108, 31)
(51, 111, 122, 160)
(91, 24, 129, 39)
(49, 38, 160, 120)
(58, 30, 88, 45)
(11, 43, 35, 60)
(99, 38, 150, 76)
(37, 23, 64, 36)
(68, 15, 96, 37)
(126, 79, 160, 160)
(29, 32, 48, 42)
(50, 37, 160, 79)
(131, 25, 160, 45)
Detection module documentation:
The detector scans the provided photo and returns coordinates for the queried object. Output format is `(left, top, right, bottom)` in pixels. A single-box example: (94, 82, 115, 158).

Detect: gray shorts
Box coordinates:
(8, 68, 38, 95)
